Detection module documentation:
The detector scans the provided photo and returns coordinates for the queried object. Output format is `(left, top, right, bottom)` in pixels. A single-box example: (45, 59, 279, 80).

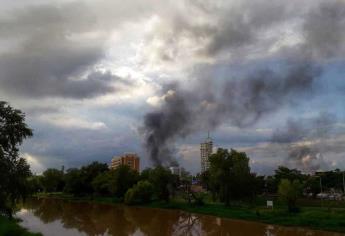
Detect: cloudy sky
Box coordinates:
(1, 0, 345, 174)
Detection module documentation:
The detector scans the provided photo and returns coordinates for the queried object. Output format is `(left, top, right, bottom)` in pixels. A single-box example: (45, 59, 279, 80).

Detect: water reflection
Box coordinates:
(17, 198, 344, 236)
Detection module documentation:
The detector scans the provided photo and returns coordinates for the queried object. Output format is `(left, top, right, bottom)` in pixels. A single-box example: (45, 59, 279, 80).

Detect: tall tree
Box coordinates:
(0, 101, 33, 217)
(109, 165, 139, 198)
(41, 168, 65, 192)
(278, 179, 302, 212)
(147, 166, 176, 202)
(209, 148, 253, 205)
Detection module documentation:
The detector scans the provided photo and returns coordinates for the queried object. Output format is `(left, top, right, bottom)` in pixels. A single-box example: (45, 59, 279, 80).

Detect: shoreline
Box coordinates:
(32, 193, 345, 234)
(0, 215, 42, 236)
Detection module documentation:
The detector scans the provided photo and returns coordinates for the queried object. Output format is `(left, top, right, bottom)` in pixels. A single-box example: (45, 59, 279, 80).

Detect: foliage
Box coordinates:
(63, 168, 84, 195)
(92, 172, 112, 195)
(41, 168, 65, 192)
(108, 165, 139, 198)
(304, 176, 321, 196)
(208, 148, 253, 205)
(79, 162, 108, 194)
(63, 162, 108, 195)
(147, 166, 176, 202)
(264, 176, 277, 194)
(278, 179, 302, 212)
(124, 180, 154, 205)
(27, 175, 43, 194)
(275, 166, 304, 183)
(0, 101, 33, 218)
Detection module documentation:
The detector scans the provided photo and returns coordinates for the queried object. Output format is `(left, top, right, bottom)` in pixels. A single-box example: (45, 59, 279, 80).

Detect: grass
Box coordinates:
(33, 192, 345, 233)
(0, 215, 42, 236)
(144, 201, 345, 233)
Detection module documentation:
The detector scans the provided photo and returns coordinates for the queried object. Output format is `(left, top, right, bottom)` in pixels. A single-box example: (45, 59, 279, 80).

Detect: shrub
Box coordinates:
(124, 180, 154, 205)
(278, 179, 302, 212)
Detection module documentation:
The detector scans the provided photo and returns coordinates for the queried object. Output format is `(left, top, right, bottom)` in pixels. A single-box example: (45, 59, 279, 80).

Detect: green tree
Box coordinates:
(64, 162, 108, 196)
(140, 168, 152, 181)
(0, 101, 33, 218)
(79, 162, 108, 194)
(109, 165, 139, 198)
(148, 166, 176, 202)
(124, 180, 154, 205)
(92, 172, 112, 195)
(278, 179, 302, 212)
(27, 175, 43, 194)
(304, 176, 321, 197)
(208, 148, 253, 205)
(64, 168, 84, 195)
(275, 166, 304, 183)
(41, 168, 65, 192)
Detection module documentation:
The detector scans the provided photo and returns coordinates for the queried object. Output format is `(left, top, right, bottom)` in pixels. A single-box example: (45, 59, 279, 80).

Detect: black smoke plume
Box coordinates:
(272, 113, 336, 172)
(143, 63, 321, 166)
(142, 0, 345, 166)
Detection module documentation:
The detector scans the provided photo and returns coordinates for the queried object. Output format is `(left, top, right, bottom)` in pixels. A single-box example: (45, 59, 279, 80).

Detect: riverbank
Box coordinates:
(0, 215, 42, 236)
(34, 193, 345, 233)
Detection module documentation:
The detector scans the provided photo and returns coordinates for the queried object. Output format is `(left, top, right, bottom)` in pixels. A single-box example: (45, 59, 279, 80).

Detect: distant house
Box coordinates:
(110, 153, 140, 172)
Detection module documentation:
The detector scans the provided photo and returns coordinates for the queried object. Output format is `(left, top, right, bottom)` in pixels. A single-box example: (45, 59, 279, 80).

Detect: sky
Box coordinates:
(1, 0, 345, 175)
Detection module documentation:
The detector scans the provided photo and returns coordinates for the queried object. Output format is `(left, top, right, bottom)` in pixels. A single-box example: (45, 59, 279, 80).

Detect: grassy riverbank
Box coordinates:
(0, 216, 42, 236)
(34, 193, 345, 233)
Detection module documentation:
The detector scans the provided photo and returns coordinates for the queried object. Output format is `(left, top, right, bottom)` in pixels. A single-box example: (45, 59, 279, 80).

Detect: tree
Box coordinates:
(278, 179, 302, 212)
(148, 166, 176, 202)
(124, 180, 154, 205)
(208, 148, 253, 205)
(41, 168, 65, 192)
(27, 175, 43, 194)
(0, 101, 33, 218)
(109, 165, 139, 198)
(304, 176, 321, 197)
(64, 168, 84, 195)
(79, 162, 108, 194)
(92, 172, 112, 195)
(274, 166, 304, 183)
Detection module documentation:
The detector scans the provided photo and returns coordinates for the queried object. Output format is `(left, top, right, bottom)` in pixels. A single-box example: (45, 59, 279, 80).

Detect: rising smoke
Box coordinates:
(272, 113, 336, 173)
(143, 63, 320, 166)
(142, 0, 345, 167)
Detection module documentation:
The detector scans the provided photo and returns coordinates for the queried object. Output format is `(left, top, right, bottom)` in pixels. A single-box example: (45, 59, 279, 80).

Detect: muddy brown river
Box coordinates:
(16, 198, 344, 236)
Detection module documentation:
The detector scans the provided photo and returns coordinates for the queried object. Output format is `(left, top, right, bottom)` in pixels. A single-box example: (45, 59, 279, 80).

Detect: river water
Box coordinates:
(16, 198, 344, 236)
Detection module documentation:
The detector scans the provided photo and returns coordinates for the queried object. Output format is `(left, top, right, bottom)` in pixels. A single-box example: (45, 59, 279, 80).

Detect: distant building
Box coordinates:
(110, 153, 140, 172)
(200, 133, 213, 172)
(169, 166, 181, 176)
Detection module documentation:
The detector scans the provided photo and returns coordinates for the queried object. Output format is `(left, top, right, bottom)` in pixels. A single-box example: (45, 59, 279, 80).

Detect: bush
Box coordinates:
(124, 180, 154, 205)
(278, 179, 302, 212)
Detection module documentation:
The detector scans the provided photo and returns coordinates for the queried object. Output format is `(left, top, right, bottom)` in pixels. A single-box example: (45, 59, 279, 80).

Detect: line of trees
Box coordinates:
(29, 163, 180, 205)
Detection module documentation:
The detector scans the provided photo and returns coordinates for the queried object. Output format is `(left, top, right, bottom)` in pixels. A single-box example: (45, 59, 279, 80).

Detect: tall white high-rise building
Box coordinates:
(200, 132, 213, 172)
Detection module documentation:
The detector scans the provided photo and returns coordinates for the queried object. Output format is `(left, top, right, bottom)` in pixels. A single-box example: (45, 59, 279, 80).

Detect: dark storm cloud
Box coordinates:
(0, 2, 130, 99)
(200, 0, 292, 56)
(147, 0, 345, 64)
(0, 44, 115, 98)
(272, 113, 336, 144)
(145, 0, 299, 62)
(303, 0, 345, 59)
